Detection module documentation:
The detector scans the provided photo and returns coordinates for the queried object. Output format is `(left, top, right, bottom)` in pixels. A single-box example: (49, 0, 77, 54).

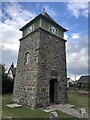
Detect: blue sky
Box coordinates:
(0, 1, 89, 80)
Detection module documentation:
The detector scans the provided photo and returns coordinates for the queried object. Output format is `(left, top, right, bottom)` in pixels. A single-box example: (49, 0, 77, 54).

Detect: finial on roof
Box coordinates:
(42, 8, 46, 15)
(11, 63, 14, 68)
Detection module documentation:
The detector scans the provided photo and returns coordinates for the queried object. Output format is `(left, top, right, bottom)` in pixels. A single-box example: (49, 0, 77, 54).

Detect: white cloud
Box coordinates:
(68, 48, 88, 68)
(71, 33, 80, 39)
(1, 2, 36, 46)
(67, 2, 88, 18)
(64, 33, 69, 39)
(67, 74, 81, 81)
(1, 2, 36, 68)
(66, 35, 88, 77)
(3, 2, 36, 28)
(0, 9, 2, 18)
(1, 21, 21, 42)
(2, 43, 19, 51)
(81, 9, 88, 17)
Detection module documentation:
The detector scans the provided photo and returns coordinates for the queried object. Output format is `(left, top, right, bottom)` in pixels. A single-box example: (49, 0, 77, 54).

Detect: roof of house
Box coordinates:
(78, 75, 90, 83)
(20, 12, 67, 32)
(8, 67, 16, 76)
(67, 78, 74, 81)
(11, 68, 16, 76)
(8, 63, 16, 77)
(67, 78, 77, 84)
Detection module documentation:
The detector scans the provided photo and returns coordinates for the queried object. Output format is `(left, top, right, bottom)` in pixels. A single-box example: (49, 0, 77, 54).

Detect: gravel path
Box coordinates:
(43, 104, 89, 118)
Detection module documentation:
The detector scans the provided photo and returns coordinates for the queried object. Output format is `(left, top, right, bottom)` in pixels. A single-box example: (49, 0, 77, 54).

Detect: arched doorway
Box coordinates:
(50, 79, 58, 103)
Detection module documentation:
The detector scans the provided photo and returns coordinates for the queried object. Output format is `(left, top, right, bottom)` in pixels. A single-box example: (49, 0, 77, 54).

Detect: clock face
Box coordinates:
(51, 26, 56, 34)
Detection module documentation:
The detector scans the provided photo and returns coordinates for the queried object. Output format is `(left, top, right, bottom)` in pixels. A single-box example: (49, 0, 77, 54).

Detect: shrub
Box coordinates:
(2, 75, 14, 94)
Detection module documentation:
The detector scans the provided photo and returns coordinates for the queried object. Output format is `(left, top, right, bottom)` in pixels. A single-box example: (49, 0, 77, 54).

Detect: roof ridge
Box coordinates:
(20, 12, 67, 32)
(41, 12, 56, 22)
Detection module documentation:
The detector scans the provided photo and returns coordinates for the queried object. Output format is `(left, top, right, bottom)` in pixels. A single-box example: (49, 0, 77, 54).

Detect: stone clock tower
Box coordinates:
(13, 10, 68, 108)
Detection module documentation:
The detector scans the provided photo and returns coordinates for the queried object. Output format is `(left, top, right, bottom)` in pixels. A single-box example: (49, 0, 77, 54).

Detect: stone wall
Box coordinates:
(13, 28, 68, 108)
(13, 29, 40, 108)
(36, 28, 68, 107)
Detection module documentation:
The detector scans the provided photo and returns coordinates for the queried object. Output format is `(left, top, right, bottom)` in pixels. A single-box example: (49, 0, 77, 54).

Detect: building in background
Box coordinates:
(67, 78, 77, 88)
(8, 63, 16, 80)
(78, 75, 90, 84)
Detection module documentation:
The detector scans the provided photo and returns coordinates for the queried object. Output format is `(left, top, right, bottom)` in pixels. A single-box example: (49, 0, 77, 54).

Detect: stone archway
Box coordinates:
(50, 79, 58, 103)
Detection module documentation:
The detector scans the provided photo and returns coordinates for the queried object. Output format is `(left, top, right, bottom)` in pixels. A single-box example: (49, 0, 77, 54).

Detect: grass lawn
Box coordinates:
(2, 94, 76, 119)
(68, 91, 88, 112)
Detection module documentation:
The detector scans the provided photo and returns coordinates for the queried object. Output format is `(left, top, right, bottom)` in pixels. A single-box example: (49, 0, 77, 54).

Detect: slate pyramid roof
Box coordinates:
(42, 12, 56, 23)
(78, 75, 90, 83)
(20, 11, 67, 32)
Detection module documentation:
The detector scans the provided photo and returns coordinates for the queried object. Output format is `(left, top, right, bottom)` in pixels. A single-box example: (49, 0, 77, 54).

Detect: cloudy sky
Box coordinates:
(1, 1, 89, 80)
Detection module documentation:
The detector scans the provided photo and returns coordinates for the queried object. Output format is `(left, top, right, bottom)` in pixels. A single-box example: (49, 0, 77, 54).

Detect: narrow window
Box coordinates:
(29, 25, 33, 33)
(25, 52, 29, 64)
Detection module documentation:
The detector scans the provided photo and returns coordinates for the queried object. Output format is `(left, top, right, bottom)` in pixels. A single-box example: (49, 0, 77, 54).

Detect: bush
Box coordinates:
(81, 83, 89, 91)
(2, 75, 14, 94)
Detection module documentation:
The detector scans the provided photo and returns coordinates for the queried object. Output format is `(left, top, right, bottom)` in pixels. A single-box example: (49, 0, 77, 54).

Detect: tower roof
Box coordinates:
(42, 12, 56, 23)
(20, 11, 67, 32)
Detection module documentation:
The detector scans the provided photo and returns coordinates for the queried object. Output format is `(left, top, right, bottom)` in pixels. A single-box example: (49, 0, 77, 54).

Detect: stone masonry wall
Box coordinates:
(13, 29, 40, 108)
(36, 28, 68, 107)
(13, 28, 68, 108)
